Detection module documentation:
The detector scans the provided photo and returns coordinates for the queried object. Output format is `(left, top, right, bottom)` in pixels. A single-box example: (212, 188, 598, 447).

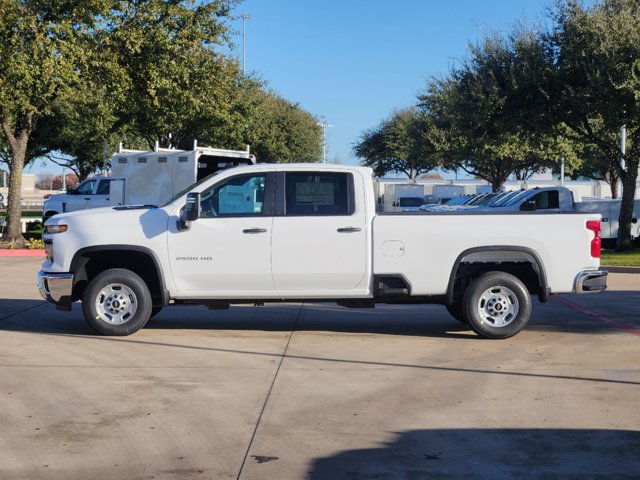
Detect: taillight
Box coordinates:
(586, 220, 601, 258)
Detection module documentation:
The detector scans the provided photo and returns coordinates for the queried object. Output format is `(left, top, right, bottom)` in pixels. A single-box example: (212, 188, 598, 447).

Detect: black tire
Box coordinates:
(82, 268, 152, 336)
(462, 271, 532, 339)
(150, 306, 163, 319)
(43, 211, 58, 224)
(445, 302, 467, 324)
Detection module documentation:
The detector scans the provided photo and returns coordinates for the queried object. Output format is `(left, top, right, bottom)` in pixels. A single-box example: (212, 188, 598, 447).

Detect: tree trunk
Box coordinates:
(490, 172, 510, 192)
(0, 150, 27, 247)
(607, 167, 619, 199)
(616, 159, 639, 252)
(0, 116, 32, 247)
(609, 179, 619, 199)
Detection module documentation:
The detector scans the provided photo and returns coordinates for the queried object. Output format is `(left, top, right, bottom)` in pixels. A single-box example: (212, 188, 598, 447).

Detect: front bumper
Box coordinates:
(38, 270, 74, 306)
(575, 269, 608, 294)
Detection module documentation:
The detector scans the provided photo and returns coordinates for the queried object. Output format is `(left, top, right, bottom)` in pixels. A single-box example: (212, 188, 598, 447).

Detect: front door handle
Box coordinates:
(243, 228, 268, 234)
(337, 227, 361, 233)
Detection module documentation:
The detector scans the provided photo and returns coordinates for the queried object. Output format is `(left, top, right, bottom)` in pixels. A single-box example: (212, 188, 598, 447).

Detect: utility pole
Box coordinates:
(317, 121, 334, 164)
(560, 156, 565, 187)
(240, 13, 251, 76)
(620, 123, 626, 196)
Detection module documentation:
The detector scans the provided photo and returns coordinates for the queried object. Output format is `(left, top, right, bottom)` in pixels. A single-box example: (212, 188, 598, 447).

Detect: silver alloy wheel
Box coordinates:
(94, 283, 138, 325)
(476, 285, 519, 327)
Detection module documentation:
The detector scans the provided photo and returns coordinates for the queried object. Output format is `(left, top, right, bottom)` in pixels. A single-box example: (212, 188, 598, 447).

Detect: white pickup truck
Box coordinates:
(38, 164, 607, 339)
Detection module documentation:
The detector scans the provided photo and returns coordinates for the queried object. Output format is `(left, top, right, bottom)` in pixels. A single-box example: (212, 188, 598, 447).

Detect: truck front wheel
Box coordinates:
(82, 268, 152, 336)
(463, 271, 531, 339)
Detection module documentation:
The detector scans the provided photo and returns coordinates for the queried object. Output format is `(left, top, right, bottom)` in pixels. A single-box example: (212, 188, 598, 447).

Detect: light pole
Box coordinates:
(620, 123, 626, 196)
(240, 13, 251, 76)
(317, 121, 333, 163)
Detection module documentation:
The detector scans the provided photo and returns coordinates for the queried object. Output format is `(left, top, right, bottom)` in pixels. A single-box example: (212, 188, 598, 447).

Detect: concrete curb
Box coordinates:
(0, 249, 45, 257)
(602, 265, 640, 274)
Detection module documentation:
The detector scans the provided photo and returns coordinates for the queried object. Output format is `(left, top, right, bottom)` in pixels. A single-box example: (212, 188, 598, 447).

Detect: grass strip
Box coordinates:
(601, 249, 640, 267)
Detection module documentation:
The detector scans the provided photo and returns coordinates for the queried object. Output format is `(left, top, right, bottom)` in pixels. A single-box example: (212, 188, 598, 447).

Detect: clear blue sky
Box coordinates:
(229, 0, 550, 166)
(29, 0, 551, 174)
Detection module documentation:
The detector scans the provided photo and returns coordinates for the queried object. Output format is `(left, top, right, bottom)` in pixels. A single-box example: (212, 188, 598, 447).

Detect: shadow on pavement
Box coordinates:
(0, 300, 472, 339)
(307, 428, 640, 480)
(0, 295, 637, 338)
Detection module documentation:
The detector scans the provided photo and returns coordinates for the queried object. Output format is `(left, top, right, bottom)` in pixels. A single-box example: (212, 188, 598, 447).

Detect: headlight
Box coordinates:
(45, 224, 68, 234)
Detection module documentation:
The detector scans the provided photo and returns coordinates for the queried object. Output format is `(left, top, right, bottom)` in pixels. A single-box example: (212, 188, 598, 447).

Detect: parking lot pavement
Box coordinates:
(0, 257, 639, 480)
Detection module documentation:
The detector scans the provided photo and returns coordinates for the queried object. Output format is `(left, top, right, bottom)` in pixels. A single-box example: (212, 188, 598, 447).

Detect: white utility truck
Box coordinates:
(575, 198, 640, 243)
(42, 145, 255, 221)
(39, 164, 607, 339)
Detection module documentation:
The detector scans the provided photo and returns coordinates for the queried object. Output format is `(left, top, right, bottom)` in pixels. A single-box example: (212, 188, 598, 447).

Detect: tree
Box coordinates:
(420, 33, 580, 191)
(543, 0, 640, 250)
(0, 0, 109, 246)
(29, 82, 123, 181)
(241, 86, 322, 163)
(354, 108, 445, 180)
(102, 0, 240, 150)
(573, 132, 622, 198)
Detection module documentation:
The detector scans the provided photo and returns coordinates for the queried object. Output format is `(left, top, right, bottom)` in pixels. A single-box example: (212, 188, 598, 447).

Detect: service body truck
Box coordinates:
(39, 164, 607, 339)
(42, 146, 255, 221)
(575, 199, 640, 242)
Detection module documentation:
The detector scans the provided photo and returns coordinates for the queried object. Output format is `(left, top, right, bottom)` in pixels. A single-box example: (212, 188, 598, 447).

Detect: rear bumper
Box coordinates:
(575, 269, 608, 294)
(38, 270, 74, 306)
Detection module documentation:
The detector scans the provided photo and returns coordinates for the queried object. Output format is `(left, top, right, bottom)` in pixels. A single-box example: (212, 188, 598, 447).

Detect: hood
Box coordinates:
(44, 205, 154, 224)
(44, 206, 169, 241)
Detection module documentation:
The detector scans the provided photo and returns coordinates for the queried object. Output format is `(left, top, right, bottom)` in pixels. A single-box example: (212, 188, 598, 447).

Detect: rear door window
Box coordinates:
(285, 172, 354, 216)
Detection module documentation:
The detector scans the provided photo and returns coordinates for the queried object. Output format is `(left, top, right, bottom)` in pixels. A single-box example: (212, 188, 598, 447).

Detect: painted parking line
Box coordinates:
(554, 296, 640, 338)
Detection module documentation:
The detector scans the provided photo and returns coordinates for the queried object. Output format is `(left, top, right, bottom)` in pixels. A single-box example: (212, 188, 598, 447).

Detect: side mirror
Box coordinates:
(66, 185, 74, 194)
(185, 192, 200, 221)
(178, 192, 200, 231)
(392, 201, 398, 207)
(520, 200, 536, 211)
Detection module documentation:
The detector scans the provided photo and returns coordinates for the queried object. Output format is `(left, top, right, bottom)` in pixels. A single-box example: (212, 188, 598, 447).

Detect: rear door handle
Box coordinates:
(243, 228, 268, 234)
(337, 227, 361, 233)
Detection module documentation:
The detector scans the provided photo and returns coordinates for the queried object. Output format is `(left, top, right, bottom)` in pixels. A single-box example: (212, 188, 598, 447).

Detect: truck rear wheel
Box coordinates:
(462, 271, 531, 339)
(82, 268, 152, 336)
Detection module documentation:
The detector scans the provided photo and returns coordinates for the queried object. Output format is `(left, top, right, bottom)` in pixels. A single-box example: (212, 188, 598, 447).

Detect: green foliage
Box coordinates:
(242, 85, 322, 163)
(600, 248, 640, 266)
(420, 31, 581, 191)
(354, 108, 445, 179)
(26, 238, 44, 250)
(545, 0, 640, 250)
(0, 0, 321, 206)
(100, 0, 241, 149)
(0, 0, 110, 245)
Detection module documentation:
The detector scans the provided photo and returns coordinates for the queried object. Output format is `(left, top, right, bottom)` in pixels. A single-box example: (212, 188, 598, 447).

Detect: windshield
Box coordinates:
(489, 190, 521, 207)
(160, 170, 223, 207)
(471, 193, 499, 205)
(502, 190, 533, 207)
(399, 197, 424, 207)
